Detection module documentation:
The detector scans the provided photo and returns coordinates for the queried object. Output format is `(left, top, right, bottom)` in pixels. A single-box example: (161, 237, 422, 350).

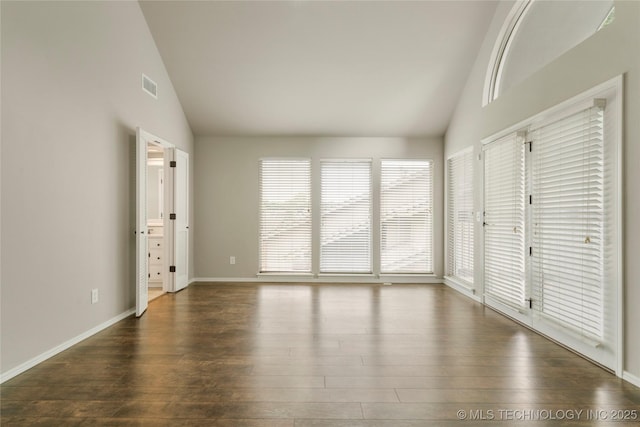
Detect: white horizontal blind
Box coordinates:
(380, 160, 432, 273)
(259, 159, 311, 273)
(446, 150, 474, 283)
(483, 134, 526, 308)
(320, 160, 372, 273)
(530, 104, 605, 339)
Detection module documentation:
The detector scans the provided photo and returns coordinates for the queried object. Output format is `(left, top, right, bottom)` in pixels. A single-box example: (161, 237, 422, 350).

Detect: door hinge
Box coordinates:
(527, 141, 532, 152)
(169, 265, 176, 273)
(170, 213, 176, 220)
(170, 160, 177, 168)
(529, 195, 532, 205)
(529, 246, 532, 256)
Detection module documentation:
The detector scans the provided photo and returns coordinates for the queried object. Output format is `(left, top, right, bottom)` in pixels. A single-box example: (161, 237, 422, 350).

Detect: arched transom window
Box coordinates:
(484, 0, 614, 105)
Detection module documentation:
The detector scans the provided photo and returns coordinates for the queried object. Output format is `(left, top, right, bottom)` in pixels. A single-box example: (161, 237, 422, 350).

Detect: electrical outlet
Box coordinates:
(91, 288, 99, 304)
(230, 256, 236, 265)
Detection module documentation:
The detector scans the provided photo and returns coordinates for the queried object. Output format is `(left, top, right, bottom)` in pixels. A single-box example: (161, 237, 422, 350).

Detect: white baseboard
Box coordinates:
(443, 277, 481, 302)
(623, 370, 640, 387)
(0, 308, 135, 384)
(193, 276, 443, 285)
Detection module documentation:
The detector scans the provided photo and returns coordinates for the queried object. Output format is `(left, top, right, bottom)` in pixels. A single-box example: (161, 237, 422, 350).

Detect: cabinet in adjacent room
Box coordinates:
(148, 225, 163, 284)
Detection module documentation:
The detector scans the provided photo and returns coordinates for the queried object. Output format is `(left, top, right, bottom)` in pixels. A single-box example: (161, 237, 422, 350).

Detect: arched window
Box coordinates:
(484, 0, 614, 105)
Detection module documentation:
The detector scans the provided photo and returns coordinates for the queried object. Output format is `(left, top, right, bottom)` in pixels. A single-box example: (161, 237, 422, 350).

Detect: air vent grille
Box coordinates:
(142, 74, 158, 99)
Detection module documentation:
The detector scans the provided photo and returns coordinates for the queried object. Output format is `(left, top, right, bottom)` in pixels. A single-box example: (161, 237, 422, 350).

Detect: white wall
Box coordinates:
(445, 0, 640, 380)
(194, 136, 443, 281)
(1, 1, 194, 376)
(147, 163, 163, 221)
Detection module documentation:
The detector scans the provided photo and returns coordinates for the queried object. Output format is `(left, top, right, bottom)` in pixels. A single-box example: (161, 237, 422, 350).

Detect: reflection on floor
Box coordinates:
(2, 283, 639, 425)
(148, 287, 164, 302)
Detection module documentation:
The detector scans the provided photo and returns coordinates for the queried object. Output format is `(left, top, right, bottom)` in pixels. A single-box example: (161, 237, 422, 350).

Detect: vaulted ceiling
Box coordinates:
(140, 1, 498, 137)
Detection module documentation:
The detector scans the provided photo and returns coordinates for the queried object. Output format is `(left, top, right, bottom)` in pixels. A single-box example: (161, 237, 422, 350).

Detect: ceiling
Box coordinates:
(140, 1, 498, 137)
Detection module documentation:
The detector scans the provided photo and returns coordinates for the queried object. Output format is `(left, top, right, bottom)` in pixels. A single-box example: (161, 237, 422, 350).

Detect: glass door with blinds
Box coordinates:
(528, 100, 617, 368)
(482, 81, 620, 372)
(446, 149, 474, 286)
(483, 133, 528, 323)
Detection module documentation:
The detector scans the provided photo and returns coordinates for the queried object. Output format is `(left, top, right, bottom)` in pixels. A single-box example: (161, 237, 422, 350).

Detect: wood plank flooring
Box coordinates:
(2, 283, 639, 426)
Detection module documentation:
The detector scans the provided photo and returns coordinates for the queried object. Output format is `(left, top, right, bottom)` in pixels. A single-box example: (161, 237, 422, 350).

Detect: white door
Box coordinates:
(135, 128, 150, 317)
(171, 148, 189, 291)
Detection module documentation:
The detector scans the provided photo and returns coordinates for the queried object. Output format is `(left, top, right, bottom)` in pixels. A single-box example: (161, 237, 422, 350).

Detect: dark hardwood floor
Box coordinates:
(2, 283, 639, 426)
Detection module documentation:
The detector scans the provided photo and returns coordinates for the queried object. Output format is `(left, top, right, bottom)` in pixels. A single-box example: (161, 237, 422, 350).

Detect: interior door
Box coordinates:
(135, 128, 149, 317)
(171, 148, 189, 291)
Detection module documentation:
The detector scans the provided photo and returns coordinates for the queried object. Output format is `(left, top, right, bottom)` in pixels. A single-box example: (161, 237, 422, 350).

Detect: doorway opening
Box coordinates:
(147, 141, 167, 302)
(136, 127, 190, 317)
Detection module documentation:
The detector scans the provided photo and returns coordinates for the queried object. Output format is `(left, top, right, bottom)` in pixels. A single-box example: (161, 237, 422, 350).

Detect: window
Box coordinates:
(597, 6, 615, 31)
(485, 0, 614, 104)
(320, 160, 372, 273)
(483, 133, 526, 309)
(259, 159, 311, 273)
(446, 149, 474, 284)
(380, 160, 432, 273)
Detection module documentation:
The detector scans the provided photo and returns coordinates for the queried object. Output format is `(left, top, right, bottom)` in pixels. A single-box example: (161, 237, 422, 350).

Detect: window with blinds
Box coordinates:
(380, 160, 432, 273)
(483, 133, 526, 308)
(320, 160, 372, 273)
(259, 159, 311, 273)
(530, 102, 606, 340)
(446, 150, 474, 284)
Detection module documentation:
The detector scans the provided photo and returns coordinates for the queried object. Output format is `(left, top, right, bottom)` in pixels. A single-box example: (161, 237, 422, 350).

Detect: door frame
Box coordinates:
(478, 76, 623, 375)
(136, 127, 188, 317)
(147, 139, 170, 295)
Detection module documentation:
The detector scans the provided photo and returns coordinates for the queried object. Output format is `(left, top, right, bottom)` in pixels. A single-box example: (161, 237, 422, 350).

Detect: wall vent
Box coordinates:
(142, 74, 158, 99)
